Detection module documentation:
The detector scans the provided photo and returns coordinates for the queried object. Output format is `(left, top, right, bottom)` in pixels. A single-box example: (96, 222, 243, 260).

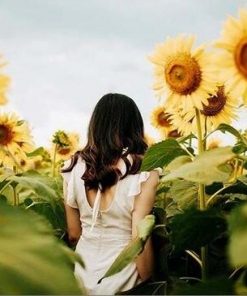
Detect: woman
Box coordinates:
(61, 93, 161, 295)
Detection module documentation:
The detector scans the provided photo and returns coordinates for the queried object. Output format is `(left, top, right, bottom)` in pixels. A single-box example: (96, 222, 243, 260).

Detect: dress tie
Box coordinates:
(90, 149, 132, 232)
(90, 186, 102, 232)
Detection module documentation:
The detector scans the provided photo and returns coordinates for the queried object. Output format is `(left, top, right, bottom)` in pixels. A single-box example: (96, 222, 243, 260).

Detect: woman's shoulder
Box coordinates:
(61, 155, 86, 181)
(126, 167, 162, 198)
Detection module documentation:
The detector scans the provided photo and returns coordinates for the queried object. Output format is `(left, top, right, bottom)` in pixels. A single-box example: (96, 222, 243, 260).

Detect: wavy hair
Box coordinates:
(61, 93, 148, 192)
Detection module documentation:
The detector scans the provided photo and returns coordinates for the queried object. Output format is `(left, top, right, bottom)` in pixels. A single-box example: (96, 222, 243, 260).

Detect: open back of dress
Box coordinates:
(62, 156, 162, 295)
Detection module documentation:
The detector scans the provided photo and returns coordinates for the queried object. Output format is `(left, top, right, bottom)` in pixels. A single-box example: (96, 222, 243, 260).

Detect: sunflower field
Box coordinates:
(1, 8, 247, 296)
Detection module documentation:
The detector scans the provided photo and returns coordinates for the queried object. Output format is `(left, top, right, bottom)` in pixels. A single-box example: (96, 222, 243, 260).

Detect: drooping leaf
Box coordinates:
(166, 155, 192, 172)
(169, 207, 227, 253)
(98, 237, 143, 284)
(216, 123, 247, 146)
(99, 215, 155, 282)
(169, 180, 198, 210)
(0, 203, 84, 295)
(141, 139, 188, 171)
(137, 214, 155, 241)
(162, 147, 235, 185)
(26, 147, 45, 157)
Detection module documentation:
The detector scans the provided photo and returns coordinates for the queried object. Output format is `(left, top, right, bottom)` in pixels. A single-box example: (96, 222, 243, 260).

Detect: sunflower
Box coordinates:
(200, 86, 238, 129)
(0, 113, 34, 168)
(150, 105, 173, 132)
(0, 56, 10, 105)
(149, 35, 217, 111)
(51, 131, 80, 161)
(169, 108, 196, 136)
(150, 105, 179, 139)
(215, 9, 247, 102)
(207, 138, 222, 150)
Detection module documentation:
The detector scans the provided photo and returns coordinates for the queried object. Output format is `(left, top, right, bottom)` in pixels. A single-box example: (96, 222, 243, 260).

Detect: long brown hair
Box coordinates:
(61, 93, 148, 192)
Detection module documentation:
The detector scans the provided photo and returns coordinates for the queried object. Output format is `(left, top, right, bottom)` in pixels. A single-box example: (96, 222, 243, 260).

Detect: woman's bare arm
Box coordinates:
(63, 180, 82, 246)
(132, 170, 159, 281)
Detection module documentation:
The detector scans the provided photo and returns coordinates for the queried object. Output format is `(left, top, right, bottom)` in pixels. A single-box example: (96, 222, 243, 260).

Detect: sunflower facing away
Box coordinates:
(185, 86, 238, 133)
(150, 105, 173, 130)
(0, 56, 10, 105)
(215, 9, 247, 102)
(0, 113, 34, 168)
(51, 131, 80, 161)
(149, 35, 217, 112)
(150, 105, 182, 139)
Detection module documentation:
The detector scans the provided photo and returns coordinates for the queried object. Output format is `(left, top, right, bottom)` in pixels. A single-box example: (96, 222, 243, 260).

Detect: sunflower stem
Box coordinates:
(52, 144, 58, 177)
(12, 185, 18, 206)
(195, 108, 207, 281)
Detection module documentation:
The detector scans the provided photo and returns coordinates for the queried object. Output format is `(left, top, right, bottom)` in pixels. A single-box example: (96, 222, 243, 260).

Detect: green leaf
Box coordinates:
(137, 214, 155, 241)
(0, 203, 84, 295)
(169, 207, 227, 253)
(99, 215, 155, 282)
(228, 203, 247, 267)
(98, 237, 143, 284)
(216, 123, 247, 146)
(9, 172, 60, 205)
(141, 139, 188, 171)
(5, 172, 65, 233)
(166, 155, 192, 172)
(26, 147, 45, 157)
(162, 147, 235, 185)
(169, 180, 198, 210)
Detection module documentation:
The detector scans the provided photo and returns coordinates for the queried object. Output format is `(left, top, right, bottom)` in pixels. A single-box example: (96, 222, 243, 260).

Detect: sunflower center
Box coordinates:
(0, 124, 13, 145)
(168, 129, 181, 138)
(201, 87, 226, 116)
(165, 53, 201, 95)
(234, 37, 247, 78)
(157, 111, 172, 127)
(58, 147, 71, 155)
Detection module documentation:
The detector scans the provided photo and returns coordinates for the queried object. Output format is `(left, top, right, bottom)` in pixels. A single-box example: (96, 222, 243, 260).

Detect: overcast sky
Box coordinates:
(0, 0, 246, 147)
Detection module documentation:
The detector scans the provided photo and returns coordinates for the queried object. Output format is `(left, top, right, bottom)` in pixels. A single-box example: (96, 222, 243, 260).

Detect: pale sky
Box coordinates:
(0, 0, 247, 147)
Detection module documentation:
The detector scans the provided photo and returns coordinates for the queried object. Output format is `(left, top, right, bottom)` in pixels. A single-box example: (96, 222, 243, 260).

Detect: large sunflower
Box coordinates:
(215, 9, 247, 102)
(51, 131, 80, 161)
(0, 57, 10, 105)
(0, 113, 34, 168)
(149, 35, 217, 111)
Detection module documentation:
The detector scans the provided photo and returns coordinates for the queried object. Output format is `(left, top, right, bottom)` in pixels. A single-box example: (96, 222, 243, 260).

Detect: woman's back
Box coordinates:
(62, 155, 161, 294)
(62, 93, 161, 294)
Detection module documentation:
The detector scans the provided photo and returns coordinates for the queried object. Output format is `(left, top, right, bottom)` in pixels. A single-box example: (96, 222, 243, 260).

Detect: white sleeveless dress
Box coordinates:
(61, 156, 162, 295)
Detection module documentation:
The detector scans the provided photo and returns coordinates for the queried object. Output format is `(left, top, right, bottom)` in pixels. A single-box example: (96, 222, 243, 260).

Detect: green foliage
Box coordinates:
(228, 203, 247, 267)
(169, 207, 227, 253)
(173, 277, 234, 295)
(0, 170, 66, 236)
(26, 146, 45, 157)
(162, 147, 235, 185)
(0, 203, 84, 295)
(216, 123, 247, 147)
(169, 179, 198, 210)
(141, 139, 188, 171)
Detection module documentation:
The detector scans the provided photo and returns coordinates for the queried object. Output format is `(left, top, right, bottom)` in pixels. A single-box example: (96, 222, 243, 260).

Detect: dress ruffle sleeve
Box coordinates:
(127, 167, 162, 211)
(61, 159, 79, 209)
